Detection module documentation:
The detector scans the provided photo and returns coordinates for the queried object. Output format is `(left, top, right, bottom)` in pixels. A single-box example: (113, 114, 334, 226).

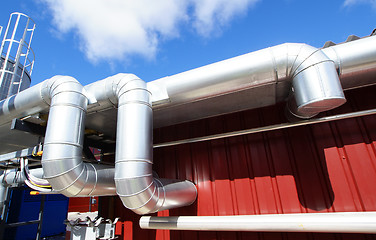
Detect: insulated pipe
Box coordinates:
(286, 45, 345, 118)
(322, 35, 376, 90)
(0, 80, 50, 126)
(149, 42, 346, 121)
(0, 76, 116, 196)
(0, 74, 196, 212)
(0, 168, 44, 185)
(40, 76, 115, 197)
(140, 212, 376, 233)
(0, 75, 115, 197)
(146, 36, 376, 128)
(98, 74, 197, 215)
(84, 36, 376, 129)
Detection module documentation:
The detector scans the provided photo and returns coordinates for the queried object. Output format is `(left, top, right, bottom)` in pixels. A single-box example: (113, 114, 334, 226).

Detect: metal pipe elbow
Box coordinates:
(111, 74, 197, 215)
(286, 44, 346, 119)
(41, 76, 115, 197)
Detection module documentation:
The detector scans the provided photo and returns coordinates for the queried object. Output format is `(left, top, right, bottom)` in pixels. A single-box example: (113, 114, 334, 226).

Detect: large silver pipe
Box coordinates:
(0, 35, 375, 214)
(140, 212, 376, 233)
(40, 76, 115, 197)
(0, 76, 116, 197)
(149, 43, 345, 121)
(149, 36, 376, 128)
(97, 74, 197, 215)
(322, 35, 376, 90)
(0, 73, 196, 212)
(0, 81, 49, 126)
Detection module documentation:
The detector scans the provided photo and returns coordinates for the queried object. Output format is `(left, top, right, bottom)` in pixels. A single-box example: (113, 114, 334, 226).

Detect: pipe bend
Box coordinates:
(41, 75, 116, 197)
(103, 73, 142, 106)
(110, 74, 197, 215)
(284, 44, 346, 119)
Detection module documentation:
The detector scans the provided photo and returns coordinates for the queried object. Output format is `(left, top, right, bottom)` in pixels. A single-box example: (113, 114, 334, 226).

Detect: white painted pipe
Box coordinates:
(139, 212, 376, 233)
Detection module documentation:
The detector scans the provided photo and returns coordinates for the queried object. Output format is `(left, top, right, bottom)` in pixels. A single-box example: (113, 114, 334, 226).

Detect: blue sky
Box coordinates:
(0, 0, 375, 86)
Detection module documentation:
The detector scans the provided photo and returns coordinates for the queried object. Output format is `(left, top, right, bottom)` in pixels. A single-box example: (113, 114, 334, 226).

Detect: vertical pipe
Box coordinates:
(41, 76, 116, 197)
(112, 74, 197, 215)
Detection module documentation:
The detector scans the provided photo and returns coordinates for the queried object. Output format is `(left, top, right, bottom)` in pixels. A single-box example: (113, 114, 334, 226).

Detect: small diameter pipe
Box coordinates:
(140, 212, 376, 233)
(154, 108, 376, 148)
(0, 167, 44, 213)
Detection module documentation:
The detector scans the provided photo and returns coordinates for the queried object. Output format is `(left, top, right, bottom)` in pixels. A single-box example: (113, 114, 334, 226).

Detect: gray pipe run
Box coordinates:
(0, 35, 376, 216)
(22, 74, 196, 214)
(149, 43, 346, 122)
(0, 76, 117, 197)
(149, 36, 376, 128)
(322, 35, 376, 90)
(0, 74, 197, 214)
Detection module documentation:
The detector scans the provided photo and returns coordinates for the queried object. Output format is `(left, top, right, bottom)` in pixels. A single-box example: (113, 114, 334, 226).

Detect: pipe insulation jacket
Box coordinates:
(0, 35, 375, 214)
(287, 44, 345, 118)
(40, 76, 116, 197)
(322, 35, 376, 90)
(148, 42, 346, 123)
(107, 74, 197, 215)
(83, 36, 376, 129)
(0, 74, 197, 213)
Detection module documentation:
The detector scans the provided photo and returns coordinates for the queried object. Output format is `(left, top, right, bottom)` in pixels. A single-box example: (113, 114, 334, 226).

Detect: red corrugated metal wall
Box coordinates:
(101, 85, 376, 240)
(68, 197, 98, 213)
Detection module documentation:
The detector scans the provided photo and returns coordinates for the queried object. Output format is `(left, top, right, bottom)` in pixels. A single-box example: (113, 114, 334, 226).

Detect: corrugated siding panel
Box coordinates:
(100, 85, 376, 240)
(68, 197, 98, 212)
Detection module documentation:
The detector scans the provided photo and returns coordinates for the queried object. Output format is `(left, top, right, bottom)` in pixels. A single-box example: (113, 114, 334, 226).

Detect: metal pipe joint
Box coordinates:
(284, 44, 346, 118)
(41, 76, 116, 197)
(107, 74, 197, 215)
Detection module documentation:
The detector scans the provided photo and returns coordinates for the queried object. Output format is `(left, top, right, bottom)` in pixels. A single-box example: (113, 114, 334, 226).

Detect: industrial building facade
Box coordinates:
(1, 12, 376, 240)
(100, 85, 376, 239)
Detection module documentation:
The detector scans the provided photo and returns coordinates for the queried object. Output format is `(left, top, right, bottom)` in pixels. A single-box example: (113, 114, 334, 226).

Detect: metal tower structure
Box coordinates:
(0, 12, 35, 100)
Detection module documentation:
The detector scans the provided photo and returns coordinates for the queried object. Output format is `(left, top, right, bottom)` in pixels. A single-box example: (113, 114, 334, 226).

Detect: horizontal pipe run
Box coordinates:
(84, 36, 376, 130)
(0, 168, 44, 185)
(153, 108, 376, 148)
(139, 212, 376, 233)
(148, 42, 347, 127)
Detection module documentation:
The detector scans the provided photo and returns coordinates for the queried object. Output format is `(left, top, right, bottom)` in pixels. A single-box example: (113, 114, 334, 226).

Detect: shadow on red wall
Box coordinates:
(100, 86, 376, 240)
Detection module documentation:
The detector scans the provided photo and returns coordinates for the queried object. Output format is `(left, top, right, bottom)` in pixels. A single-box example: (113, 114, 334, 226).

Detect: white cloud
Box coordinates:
(191, 0, 259, 37)
(38, 0, 259, 63)
(344, 0, 376, 7)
